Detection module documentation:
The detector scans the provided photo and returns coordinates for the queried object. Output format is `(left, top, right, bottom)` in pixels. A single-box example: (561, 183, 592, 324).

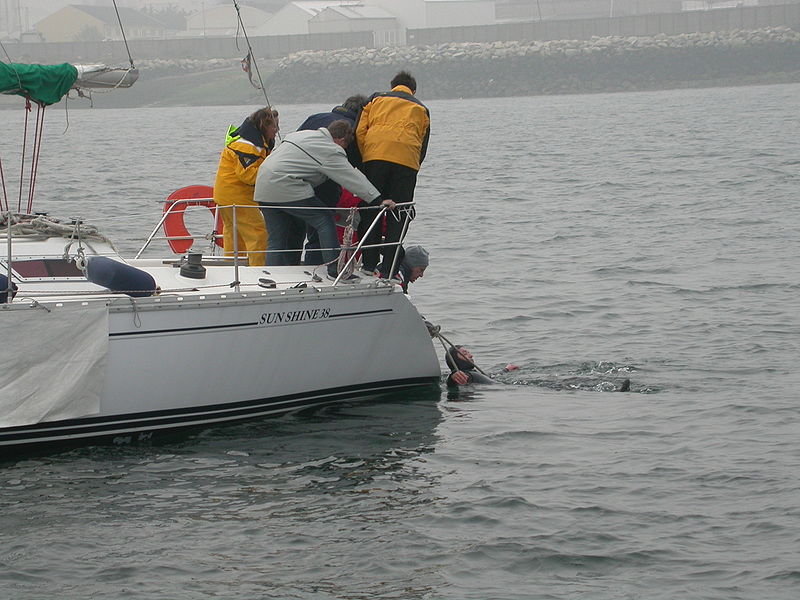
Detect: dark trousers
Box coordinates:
(303, 179, 341, 265)
(357, 160, 417, 276)
(260, 197, 339, 272)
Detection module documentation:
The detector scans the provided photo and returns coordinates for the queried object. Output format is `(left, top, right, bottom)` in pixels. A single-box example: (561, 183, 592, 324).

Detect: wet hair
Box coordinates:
(327, 119, 354, 144)
(445, 346, 474, 372)
(249, 106, 279, 142)
(342, 94, 368, 113)
(391, 71, 416, 92)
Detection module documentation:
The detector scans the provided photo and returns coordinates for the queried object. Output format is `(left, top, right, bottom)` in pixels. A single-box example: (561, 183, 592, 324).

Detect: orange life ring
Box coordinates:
(162, 185, 224, 254)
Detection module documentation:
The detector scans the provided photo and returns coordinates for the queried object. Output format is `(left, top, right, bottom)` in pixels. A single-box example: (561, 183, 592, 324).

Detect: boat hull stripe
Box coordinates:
(0, 377, 439, 446)
(110, 321, 259, 337)
(108, 309, 393, 337)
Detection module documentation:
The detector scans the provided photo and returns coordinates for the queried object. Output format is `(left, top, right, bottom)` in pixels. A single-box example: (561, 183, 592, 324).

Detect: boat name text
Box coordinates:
(259, 307, 331, 325)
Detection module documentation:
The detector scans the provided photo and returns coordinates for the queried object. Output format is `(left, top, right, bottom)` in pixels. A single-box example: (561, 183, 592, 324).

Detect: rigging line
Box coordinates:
(63, 94, 70, 134)
(0, 40, 24, 94)
(0, 156, 8, 213)
(232, 0, 271, 108)
(111, 0, 135, 68)
(435, 330, 490, 377)
(27, 104, 46, 214)
(17, 99, 30, 213)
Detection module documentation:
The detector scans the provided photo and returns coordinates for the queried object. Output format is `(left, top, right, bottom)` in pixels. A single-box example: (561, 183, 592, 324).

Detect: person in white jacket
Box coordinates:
(254, 120, 395, 279)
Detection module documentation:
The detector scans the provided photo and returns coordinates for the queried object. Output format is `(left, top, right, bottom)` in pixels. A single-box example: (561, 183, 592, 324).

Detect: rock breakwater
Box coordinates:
(264, 26, 800, 101)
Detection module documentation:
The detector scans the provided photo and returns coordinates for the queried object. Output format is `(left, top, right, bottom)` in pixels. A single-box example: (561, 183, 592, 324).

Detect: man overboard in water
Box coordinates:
(444, 345, 631, 391)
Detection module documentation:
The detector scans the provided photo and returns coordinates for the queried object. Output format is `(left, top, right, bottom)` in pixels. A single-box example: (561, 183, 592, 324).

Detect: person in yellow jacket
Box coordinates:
(213, 107, 279, 266)
(355, 71, 430, 278)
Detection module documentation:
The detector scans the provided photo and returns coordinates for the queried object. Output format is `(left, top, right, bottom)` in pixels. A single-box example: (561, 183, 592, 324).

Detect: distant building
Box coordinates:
(682, 0, 759, 10)
(368, 0, 496, 29)
(35, 4, 170, 42)
(496, 0, 685, 21)
(255, 1, 363, 35)
(184, 4, 273, 37)
(2, 0, 83, 40)
(308, 4, 398, 34)
(255, 0, 496, 36)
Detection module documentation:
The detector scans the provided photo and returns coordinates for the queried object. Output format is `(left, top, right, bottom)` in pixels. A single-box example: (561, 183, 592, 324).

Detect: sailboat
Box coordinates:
(0, 59, 440, 453)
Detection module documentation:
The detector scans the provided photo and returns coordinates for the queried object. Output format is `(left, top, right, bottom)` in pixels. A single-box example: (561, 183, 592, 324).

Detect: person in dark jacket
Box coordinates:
(297, 95, 368, 264)
(445, 346, 518, 387)
(297, 95, 366, 168)
(356, 71, 430, 278)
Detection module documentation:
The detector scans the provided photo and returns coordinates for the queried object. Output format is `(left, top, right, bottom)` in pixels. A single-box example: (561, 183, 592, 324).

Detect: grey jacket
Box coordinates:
(253, 128, 380, 204)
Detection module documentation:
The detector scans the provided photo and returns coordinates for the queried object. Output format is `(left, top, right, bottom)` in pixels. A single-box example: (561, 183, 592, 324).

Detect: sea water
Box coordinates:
(1, 83, 799, 599)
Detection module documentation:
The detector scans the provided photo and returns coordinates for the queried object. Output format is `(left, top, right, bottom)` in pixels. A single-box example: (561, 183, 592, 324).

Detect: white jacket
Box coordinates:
(253, 128, 380, 204)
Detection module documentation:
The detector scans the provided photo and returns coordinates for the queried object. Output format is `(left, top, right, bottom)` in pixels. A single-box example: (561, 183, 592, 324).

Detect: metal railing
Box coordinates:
(136, 197, 416, 288)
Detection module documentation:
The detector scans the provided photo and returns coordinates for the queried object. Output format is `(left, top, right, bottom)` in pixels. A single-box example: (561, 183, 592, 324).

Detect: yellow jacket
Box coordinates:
(356, 85, 430, 171)
(213, 119, 270, 207)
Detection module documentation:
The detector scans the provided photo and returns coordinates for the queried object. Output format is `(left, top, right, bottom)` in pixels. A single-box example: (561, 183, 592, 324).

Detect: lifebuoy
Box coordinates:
(162, 185, 224, 254)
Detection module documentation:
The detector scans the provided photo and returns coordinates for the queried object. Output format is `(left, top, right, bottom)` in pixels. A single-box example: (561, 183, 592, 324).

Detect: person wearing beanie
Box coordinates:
(394, 244, 429, 293)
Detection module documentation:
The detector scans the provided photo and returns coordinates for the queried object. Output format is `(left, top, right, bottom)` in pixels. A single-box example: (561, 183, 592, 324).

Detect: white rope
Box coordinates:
(1, 212, 110, 243)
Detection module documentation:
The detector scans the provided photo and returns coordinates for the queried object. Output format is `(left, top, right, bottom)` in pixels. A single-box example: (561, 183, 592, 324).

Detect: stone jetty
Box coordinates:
(264, 26, 800, 101)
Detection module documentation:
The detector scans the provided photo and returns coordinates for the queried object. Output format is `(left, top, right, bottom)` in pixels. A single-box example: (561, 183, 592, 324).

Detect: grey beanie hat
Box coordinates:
(403, 245, 429, 268)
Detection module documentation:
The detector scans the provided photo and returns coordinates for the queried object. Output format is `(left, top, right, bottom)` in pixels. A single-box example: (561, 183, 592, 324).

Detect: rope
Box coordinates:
(63, 94, 70, 134)
(0, 155, 8, 213)
(2, 212, 113, 244)
(112, 0, 135, 69)
(232, 0, 271, 108)
(427, 324, 490, 377)
(17, 98, 30, 212)
(11, 276, 335, 298)
(26, 104, 46, 214)
(336, 207, 358, 276)
(9, 100, 47, 215)
(0, 40, 23, 91)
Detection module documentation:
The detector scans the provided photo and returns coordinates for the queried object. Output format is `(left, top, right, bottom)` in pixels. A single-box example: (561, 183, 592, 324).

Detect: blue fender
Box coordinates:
(85, 257, 157, 298)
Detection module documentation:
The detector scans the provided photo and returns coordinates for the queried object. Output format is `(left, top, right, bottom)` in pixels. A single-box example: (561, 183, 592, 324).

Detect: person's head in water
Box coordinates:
(445, 346, 475, 372)
(403, 245, 429, 282)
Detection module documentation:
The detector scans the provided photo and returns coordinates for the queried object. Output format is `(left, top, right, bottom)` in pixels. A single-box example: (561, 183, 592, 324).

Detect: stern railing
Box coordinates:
(135, 198, 416, 289)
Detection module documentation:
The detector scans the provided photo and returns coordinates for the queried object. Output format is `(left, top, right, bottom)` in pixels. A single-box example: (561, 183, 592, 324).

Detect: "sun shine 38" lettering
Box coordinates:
(259, 307, 331, 325)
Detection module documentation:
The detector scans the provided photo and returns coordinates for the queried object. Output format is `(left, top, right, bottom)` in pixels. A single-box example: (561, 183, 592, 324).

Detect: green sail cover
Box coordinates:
(0, 62, 78, 106)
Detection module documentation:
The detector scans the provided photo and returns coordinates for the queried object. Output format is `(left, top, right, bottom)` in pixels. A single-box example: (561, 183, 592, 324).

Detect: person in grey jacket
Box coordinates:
(254, 120, 395, 278)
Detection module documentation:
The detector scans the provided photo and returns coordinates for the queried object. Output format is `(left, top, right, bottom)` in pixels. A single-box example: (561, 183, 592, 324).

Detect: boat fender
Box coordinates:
(1, 273, 18, 303)
(85, 256, 158, 297)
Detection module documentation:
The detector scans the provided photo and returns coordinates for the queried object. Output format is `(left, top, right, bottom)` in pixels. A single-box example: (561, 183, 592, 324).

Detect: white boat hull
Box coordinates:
(1, 246, 442, 451)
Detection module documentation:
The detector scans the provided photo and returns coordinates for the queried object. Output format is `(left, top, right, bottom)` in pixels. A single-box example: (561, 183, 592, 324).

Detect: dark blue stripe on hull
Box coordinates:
(108, 309, 393, 338)
(0, 377, 439, 451)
